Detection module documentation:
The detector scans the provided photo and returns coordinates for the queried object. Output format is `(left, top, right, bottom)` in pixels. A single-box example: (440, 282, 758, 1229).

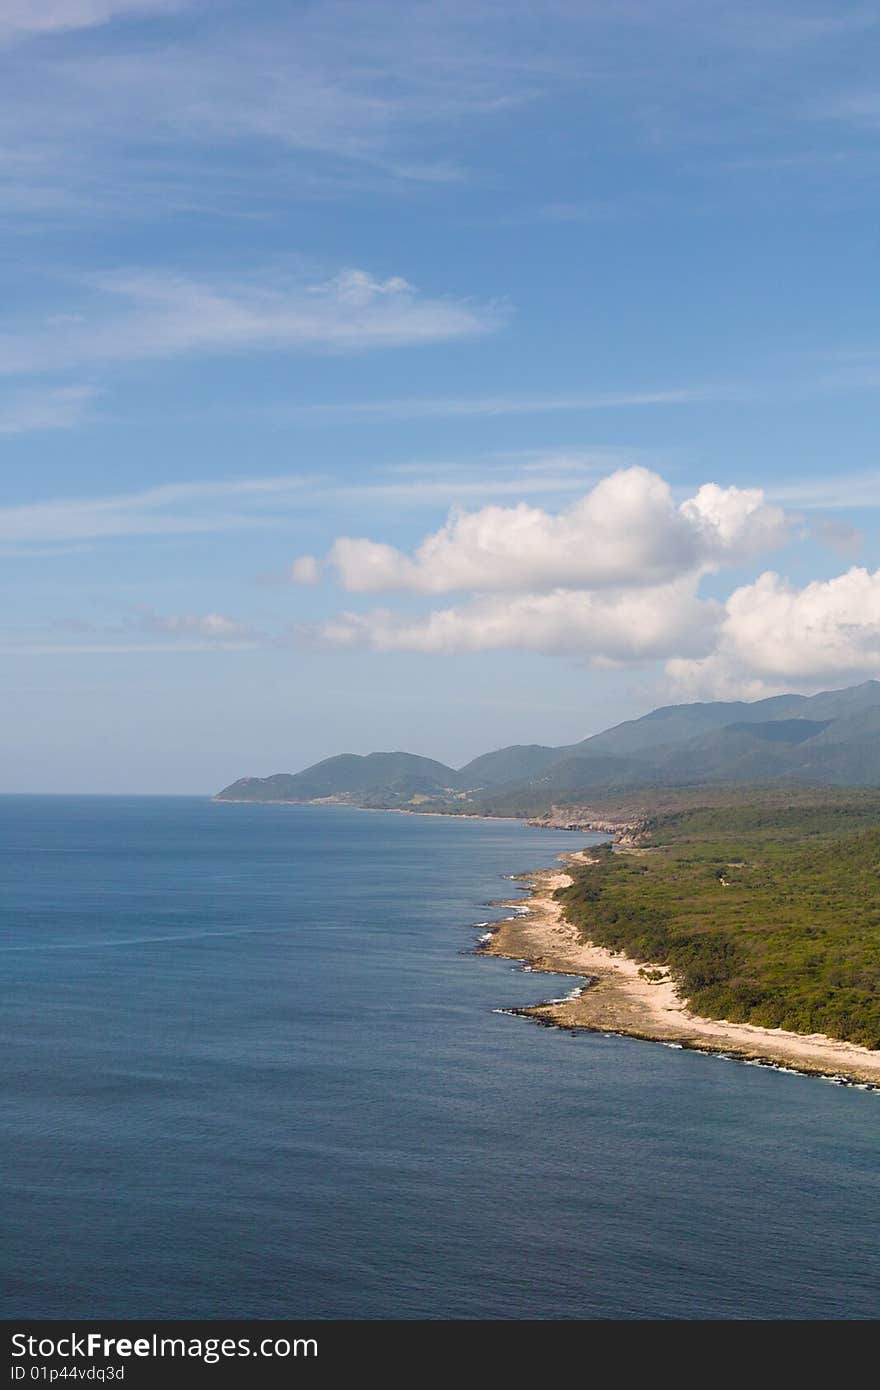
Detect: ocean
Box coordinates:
(1, 795, 878, 1320)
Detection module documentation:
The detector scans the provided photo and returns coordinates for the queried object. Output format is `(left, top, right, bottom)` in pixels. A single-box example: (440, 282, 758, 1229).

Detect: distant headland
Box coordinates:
(215, 679, 880, 1079)
(215, 679, 880, 819)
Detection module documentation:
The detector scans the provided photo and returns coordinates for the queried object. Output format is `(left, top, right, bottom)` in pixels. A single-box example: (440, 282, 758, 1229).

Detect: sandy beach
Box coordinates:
(481, 851, 880, 1087)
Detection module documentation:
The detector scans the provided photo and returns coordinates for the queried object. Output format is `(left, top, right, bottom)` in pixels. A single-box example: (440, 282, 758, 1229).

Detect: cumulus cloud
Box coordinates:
(297, 467, 787, 596)
(320, 578, 719, 663)
(292, 466, 794, 670)
(667, 566, 880, 698)
(678, 481, 787, 558)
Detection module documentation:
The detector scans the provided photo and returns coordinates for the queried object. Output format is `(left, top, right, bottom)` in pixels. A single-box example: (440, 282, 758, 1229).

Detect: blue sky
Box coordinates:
(4, 0, 880, 792)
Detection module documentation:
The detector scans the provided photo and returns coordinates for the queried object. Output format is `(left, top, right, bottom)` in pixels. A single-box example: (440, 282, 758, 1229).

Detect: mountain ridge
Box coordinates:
(215, 679, 880, 810)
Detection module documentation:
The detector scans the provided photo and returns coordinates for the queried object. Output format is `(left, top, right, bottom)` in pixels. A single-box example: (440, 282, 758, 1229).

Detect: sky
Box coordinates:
(4, 0, 880, 792)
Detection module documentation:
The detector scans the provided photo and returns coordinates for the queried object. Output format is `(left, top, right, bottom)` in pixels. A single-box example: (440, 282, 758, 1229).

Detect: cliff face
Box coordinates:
(527, 807, 647, 837)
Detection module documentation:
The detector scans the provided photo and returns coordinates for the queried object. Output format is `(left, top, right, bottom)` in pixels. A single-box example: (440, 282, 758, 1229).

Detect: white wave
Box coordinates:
(544, 985, 584, 1004)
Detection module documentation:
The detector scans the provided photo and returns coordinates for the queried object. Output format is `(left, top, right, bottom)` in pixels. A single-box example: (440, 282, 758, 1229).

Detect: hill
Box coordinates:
(215, 679, 880, 811)
(556, 796, 880, 1048)
(219, 751, 462, 804)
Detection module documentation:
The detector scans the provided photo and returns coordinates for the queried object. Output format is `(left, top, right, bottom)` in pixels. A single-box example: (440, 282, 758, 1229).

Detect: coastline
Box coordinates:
(481, 851, 880, 1088)
(211, 797, 525, 824)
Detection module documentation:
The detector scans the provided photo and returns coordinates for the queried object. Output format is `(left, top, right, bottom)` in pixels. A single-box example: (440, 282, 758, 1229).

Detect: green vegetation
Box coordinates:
(557, 797, 880, 1049)
(216, 751, 462, 803)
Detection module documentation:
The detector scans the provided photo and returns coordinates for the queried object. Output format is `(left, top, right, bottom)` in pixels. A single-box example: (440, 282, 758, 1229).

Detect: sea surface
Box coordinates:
(1, 795, 878, 1320)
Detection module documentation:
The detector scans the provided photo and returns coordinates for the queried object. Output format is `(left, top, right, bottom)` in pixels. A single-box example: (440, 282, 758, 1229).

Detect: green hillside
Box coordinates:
(557, 797, 880, 1049)
(218, 751, 461, 804)
(458, 743, 567, 788)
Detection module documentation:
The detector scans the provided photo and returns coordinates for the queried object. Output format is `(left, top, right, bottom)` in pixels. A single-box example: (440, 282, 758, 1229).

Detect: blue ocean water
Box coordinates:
(1, 796, 878, 1321)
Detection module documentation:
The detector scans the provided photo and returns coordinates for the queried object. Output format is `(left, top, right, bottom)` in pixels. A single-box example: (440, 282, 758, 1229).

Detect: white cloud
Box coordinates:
(679, 481, 788, 556)
(667, 566, 880, 698)
(0, 267, 498, 378)
(0, 383, 97, 433)
(290, 555, 321, 585)
(297, 464, 794, 671)
(139, 609, 257, 644)
(319, 577, 719, 662)
(309, 467, 787, 596)
(0, 0, 183, 42)
(0, 603, 260, 657)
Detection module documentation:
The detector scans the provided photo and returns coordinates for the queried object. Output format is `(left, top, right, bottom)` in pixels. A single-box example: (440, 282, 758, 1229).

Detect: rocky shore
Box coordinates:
(480, 851, 880, 1088)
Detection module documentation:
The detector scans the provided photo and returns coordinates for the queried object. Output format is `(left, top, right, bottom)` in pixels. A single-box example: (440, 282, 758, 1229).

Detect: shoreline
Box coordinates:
(480, 851, 880, 1089)
(213, 799, 642, 842)
(211, 797, 526, 825)
(211, 797, 632, 833)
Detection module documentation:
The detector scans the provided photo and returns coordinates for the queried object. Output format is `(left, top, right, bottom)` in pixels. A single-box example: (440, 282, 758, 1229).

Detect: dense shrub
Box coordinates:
(557, 808, 880, 1049)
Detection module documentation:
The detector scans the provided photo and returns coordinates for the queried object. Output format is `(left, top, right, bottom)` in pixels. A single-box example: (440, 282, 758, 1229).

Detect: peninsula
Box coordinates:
(484, 857, 880, 1086)
(216, 680, 880, 1080)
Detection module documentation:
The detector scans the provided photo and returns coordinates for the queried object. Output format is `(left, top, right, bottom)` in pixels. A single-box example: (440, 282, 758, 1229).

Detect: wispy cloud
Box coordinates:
(0, 267, 499, 378)
(3, 1, 877, 224)
(811, 517, 864, 556)
(767, 472, 880, 510)
(0, 2, 552, 216)
(817, 349, 880, 390)
(0, 475, 319, 545)
(0, 0, 186, 43)
(0, 641, 257, 655)
(135, 607, 260, 645)
(7, 451, 869, 559)
(812, 87, 880, 128)
(0, 601, 263, 656)
(0, 453, 652, 548)
(278, 386, 725, 425)
(0, 383, 98, 433)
